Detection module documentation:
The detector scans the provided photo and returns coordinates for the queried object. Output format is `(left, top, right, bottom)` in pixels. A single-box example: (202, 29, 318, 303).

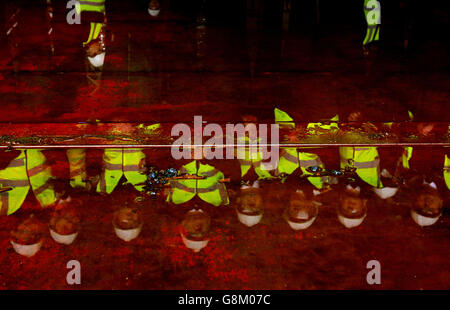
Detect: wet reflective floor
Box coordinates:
(0, 146, 448, 290)
(0, 1, 449, 290)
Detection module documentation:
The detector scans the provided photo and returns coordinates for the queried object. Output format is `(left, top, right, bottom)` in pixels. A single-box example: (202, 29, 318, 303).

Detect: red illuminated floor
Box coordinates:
(0, 3, 449, 290)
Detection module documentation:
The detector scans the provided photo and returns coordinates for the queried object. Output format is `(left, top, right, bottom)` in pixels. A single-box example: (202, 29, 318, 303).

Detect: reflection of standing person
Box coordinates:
(363, 0, 381, 55)
(77, 0, 107, 68)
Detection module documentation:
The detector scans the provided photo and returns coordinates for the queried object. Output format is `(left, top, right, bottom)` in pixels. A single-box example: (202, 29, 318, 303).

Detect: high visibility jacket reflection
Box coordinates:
(444, 152, 450, 191)
(167, 160, 229, 206)
(237, 135, 274, 180)
(274, 108, 337, 189)
(0, 150, 57, 215)
(77, 0, 106, 46)
(340, 146, 382, 188)
(67, 148, 88, 189)
(363, 0, 381, 46)
(97, 148, 146, 194)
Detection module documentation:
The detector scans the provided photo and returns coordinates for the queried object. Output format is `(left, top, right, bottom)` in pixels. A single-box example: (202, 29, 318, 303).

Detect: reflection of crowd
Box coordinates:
(1, 108, 448, 256)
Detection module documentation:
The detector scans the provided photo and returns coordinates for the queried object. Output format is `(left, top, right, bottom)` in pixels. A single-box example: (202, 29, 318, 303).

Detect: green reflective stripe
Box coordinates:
(7, 158, 25, 168)
(123, 165, 141, 172)
(104, 163, 122, 170)
(0, 193, 8, 216)
(200, 169, 219, 178)
(354, 158, 379, 169)
(0, 179, 29, 187)
(218, 184, 228, 204)
(33, 182, 52, 196)
(171, 181, 196, 193)
(197, 183, 220, 193)
(239, 159, 252, 166)
(281, 150, 299, 164)
(300, 159, 322, 167)
(27, 164, 48, 177)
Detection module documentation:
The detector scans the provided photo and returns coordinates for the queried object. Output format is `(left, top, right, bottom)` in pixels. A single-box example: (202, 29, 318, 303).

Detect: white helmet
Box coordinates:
(338, 185, 367, 228)
(113, 223, 143, 242)
(87, 52, 105, 68)
(410, 209, 441, 227)
(337, 213, 367, 229)
(373, 186, 398, 199)
(284, 189, 320, 231)
(10, 240, 42, 257)
(180, 231, 209, 252)
(148, 8, 160, 17)
(49, 228, 78, 245)
(180, 209, 210, 252)
(237, 181, 263, 227)
(236, 210, 263, 227)
(410, 181, 442, 227)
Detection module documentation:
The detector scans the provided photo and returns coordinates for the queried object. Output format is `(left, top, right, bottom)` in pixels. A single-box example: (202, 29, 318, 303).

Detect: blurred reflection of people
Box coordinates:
(337, 183, 368, 229)
(0, 149, 58, 216)
(283, 187, 320, 231)
(179, 208, 210, 252)
(236, 181, 264, 227)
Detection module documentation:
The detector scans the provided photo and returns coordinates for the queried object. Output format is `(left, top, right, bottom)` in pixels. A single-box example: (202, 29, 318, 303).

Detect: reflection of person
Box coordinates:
(148, 0, 161, 16)
(236, 182, 264, 227)
(363, 0, 381, 56)
(409, 181, 443, 227)
(0, 150, 58, 216)
(180, 209, 210, 252)
(283, 188, 320, 231)
(97, 148, 147, 195)
(274, 108, 338, 189)
(337, 184, 368, 228)
(77, 0, 107, 68)
(113, 207, 143, 242)
(49, 198, 80, 245)
(166, 146, 229, 207)
(10, 215, 44, 257)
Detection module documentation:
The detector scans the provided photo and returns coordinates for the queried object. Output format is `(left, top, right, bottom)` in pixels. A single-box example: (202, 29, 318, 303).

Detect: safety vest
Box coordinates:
(67, 149, 88, 189)
(77, 0, 105, 14)
(237, 135, 275, 180)
(167, 160, 229, 206)
(306, 115, 339, 133)
(340, 146, 382, 188)
(444, 153, 450, 191)
(402, 146, 413, 169)
(76, 0, 105, 46)
(0, 150, 57, 215)
(274, 108, 333, 188)
(363, 0, 381, 46)
(96, 148, 146, 194)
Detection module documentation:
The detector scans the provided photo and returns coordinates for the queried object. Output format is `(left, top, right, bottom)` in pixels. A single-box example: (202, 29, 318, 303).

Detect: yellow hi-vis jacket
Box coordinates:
(363, 0, 380, 46)
(274, 108, 336, 189)
(444, 152, 450, 191)
(237, 139, 275, 180)
(67, 149, 88, 189)
(340, 146, 382, 188)
(96, 148, 146, 194)
(0, 150, 57, 215)
(76, 0, 106, 46)
(166, 160, 229, 206)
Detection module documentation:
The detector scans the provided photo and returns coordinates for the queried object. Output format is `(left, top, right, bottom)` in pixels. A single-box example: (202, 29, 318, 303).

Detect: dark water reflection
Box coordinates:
(0, 146, 448, 289)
